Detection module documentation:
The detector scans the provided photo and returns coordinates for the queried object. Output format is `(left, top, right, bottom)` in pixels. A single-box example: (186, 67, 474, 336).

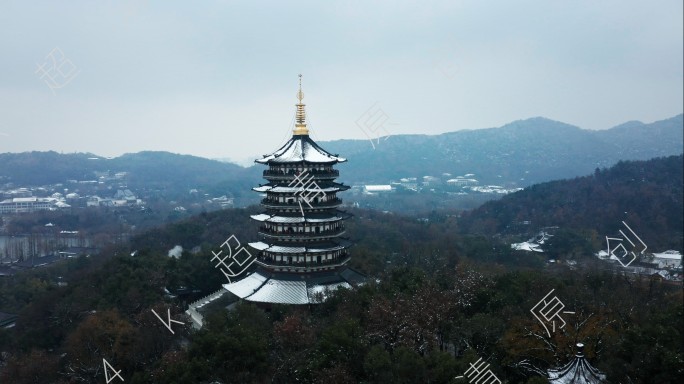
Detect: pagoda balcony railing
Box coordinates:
(263, 169, 339, 180)
(261, 197, 342, 209)
(258, 226, 346, 239)
(255, 254, 351, 268)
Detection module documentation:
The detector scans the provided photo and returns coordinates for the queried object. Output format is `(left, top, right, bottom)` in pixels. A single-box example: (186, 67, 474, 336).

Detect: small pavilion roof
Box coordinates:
(547, 343, 607, 384)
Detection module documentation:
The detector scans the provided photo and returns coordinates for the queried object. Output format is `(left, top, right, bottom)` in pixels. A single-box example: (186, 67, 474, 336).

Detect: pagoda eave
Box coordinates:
(250, 212, 350, 223)
(252, 184, 349, 193)
(255, 134, 347, 164)
(248, 240, 351, 253)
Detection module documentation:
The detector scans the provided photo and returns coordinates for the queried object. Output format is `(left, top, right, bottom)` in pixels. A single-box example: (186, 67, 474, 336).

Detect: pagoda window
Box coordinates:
(287, 256, 292, 264)
(276, 255, 282, 262)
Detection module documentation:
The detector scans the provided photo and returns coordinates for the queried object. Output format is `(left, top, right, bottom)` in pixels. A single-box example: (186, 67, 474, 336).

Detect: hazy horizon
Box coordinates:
(1, 1, 682, 163)
(2, 113, 681, 167)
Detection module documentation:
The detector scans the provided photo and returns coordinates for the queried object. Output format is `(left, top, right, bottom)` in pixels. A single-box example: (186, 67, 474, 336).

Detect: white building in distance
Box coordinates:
(363, 185, 393, 194)
(0, 197, 70, 214)
(651, 250, 682, 269)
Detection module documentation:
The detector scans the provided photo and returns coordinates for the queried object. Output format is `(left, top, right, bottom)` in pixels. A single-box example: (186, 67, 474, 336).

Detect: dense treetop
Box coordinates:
(459, 155, 684, 251)
(0, 154, 682, 383)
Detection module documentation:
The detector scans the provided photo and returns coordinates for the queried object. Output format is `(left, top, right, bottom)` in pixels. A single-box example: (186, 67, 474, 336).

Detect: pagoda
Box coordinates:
(547, 343, 607, 384)
(223, 76, 364, 304)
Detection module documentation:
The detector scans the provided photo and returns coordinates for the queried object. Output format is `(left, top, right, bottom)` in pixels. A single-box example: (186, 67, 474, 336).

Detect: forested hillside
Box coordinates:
(0, 151, 259, 201)
(1, 203, 682, 383)
(1, 154, 682, 383)
(458, 155, 684, 251)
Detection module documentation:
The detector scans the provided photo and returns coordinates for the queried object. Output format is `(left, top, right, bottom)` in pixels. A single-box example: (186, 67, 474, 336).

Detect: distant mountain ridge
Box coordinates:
(0, 115, 681, 199)
(0, 151, 260, 202)
(321, 114, 683, 185)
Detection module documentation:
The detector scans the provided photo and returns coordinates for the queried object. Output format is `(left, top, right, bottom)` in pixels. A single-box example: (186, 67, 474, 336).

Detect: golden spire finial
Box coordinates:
(293, 74, 309, 136)
(297, 74, 304, 102)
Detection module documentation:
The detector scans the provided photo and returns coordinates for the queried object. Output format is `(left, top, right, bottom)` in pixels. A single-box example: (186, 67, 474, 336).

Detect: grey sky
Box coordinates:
(0, 0, 681, 165)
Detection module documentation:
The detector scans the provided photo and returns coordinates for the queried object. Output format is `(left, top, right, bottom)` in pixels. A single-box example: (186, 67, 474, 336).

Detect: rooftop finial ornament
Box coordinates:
(293, 74, 309, 135)
(297, 74, 304, 102)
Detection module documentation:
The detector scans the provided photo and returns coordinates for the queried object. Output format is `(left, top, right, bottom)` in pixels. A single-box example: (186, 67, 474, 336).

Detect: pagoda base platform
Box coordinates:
(223, 266, 366, 305)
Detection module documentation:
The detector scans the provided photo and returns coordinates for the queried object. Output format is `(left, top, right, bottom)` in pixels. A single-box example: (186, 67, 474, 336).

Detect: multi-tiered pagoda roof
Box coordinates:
(223, 76, 364, 304)
(254, 134, 346, 164)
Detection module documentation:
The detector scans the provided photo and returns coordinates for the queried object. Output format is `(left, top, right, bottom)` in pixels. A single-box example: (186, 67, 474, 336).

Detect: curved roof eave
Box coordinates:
(254, 136, 346, 164)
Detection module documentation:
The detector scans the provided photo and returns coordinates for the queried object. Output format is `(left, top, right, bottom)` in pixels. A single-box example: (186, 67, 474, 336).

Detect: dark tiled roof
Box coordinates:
(0, 266, 16, 276)
(256, 135, 346, 164)
(0, 311, 18, 327)
(548, 343, 606, 384)
(14, 254, 63, 268)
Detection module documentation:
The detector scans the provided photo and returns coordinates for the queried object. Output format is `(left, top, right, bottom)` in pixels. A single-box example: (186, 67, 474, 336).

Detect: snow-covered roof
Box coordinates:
(252, 184, 345, 193)
(250, 212, 348, 224)
(223, 267, 364, 304)
(547, 343, 606, 384)
(652, 250, 682, 259)
(248, 240, 351, 254)
(247, 279, 309, 304)
(596, 250, 609, 258)
(364, 185, 392, 192)
(220, 272, 267, 298)
(248, 241, 270, 251)
(256, 135, 346, 164)
(511, 242, 544, 252)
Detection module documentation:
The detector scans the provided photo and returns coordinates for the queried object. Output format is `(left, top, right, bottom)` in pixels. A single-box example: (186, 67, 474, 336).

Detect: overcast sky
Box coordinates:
(0, 0, 681, 165)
